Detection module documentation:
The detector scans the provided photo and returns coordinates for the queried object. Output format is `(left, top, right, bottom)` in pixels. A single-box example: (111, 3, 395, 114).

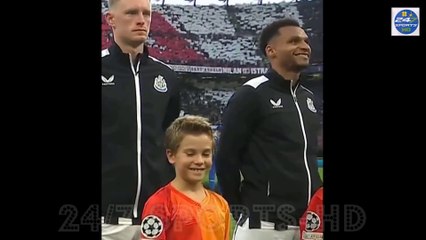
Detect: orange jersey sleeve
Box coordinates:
(141, 186, 171, 240)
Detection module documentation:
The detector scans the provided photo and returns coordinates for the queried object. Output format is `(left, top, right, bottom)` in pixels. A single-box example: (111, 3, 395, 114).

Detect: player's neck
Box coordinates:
(271, 65, 301, 86)
(114, 39, 144, 63)
(171, 178, 206, 203)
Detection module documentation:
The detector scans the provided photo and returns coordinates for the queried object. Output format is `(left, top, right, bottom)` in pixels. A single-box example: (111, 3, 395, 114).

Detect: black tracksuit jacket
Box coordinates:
(216, 69, 322, 228)
(102, 42, 181, 224)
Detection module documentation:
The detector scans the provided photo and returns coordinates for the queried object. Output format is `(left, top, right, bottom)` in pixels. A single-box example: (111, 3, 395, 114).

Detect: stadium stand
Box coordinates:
(101, 0, 323, 132)
(101, 0, 323, 66)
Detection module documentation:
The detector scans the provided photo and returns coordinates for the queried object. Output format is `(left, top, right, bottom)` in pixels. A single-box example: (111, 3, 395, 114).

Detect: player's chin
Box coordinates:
(188, 172, 206, 181)
(191, 173, 206, 180)
(132, 35, 147, 44)
(293, 62, 309, 71)
(296, 59, 310, 67)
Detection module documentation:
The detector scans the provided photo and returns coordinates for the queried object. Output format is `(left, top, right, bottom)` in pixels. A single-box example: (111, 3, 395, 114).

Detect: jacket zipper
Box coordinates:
(130, 55, 142, 218)
(290, 81, 312, 205)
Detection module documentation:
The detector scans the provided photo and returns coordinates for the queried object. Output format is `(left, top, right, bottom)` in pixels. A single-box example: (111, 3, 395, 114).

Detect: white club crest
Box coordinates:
(307, 98, 317, 113)
(153, 75, 167, 93)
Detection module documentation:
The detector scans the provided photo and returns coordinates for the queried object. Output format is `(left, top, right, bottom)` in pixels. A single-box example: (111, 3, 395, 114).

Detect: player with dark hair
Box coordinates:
(216, 18, 323, 240)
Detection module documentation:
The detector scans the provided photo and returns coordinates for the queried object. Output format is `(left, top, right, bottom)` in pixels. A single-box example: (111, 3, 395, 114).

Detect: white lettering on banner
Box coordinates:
(242, 68, 251, 74)
(167, 64, 268, 75)
(222, 68, 232, 74)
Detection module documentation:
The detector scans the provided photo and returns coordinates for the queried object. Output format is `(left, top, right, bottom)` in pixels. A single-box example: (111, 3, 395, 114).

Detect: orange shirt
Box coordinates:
(141, 183, 230, 240)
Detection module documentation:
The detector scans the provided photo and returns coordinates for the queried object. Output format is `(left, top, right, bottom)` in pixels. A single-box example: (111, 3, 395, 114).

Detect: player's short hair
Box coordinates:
(108, 0, 151, 9)
(259, 18, 301, 57)
(165, 115, 215, 154)
(108, 0, 119, 8)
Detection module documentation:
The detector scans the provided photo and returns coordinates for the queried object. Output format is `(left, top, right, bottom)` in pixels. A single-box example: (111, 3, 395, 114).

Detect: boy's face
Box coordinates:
(167, 134, 213, 184)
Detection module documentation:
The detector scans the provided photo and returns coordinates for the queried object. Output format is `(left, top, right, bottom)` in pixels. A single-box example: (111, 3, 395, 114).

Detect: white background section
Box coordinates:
(391, 7, 420, 36)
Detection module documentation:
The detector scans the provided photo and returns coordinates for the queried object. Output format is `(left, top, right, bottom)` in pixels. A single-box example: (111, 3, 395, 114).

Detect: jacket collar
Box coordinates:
(109, 41, 150, 65)
(265, 68, 302, 92)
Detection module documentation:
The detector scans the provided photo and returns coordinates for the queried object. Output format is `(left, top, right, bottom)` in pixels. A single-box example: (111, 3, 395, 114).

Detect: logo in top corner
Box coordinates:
(153, 75, 168, 93)
(392, 8, 420, 36)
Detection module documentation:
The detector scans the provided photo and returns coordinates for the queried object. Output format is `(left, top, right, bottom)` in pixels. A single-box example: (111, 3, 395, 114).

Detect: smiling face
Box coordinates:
(167, 134, 213, 185)
(164, 115, 215, 187)
(266, 26, 312, 72)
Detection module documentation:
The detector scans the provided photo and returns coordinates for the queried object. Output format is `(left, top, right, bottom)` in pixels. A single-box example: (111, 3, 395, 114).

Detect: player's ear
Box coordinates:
(105, 11, 115, 28)
(265, 44, 276, 59)
(166, 149, 175, 164)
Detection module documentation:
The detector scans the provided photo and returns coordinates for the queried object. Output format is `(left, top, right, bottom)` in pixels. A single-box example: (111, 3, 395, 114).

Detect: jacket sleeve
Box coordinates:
(215, 85, 259, 218)
(162, 71, 182, 131)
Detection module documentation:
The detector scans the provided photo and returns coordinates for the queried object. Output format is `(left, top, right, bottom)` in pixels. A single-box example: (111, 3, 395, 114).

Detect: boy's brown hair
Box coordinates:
(165, 115, 215, 154)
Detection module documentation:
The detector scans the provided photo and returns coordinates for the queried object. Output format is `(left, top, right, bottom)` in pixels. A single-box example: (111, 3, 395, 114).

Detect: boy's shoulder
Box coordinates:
(145, 184, 173, 206)
(206, 189, 229, 209)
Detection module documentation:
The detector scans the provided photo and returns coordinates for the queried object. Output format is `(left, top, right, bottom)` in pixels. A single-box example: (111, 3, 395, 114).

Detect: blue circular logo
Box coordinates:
(394, 9, 419, 34)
